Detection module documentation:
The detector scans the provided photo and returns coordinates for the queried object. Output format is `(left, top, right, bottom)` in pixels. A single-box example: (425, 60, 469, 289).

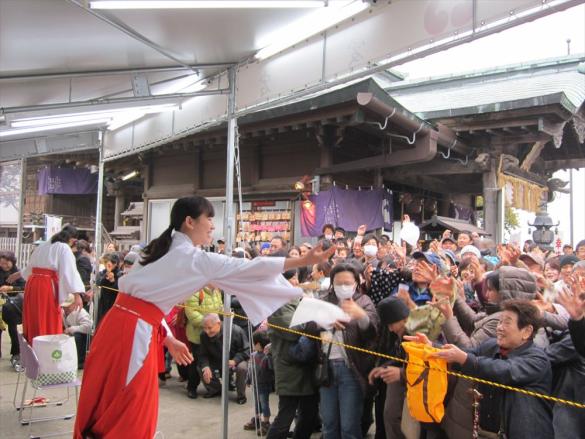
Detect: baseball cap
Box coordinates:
(559, 255, 579, 268)
(412, 251, 448, 274)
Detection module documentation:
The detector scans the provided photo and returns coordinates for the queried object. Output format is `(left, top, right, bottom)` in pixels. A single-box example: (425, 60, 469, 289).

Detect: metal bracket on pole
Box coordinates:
(221, 67, 237, 439)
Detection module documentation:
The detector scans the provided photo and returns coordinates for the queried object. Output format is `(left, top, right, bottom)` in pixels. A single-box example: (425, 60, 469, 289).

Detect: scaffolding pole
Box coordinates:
(92, 134, 105, 329)
(221, 67, 237, 439)
(16, 157, 27, 263)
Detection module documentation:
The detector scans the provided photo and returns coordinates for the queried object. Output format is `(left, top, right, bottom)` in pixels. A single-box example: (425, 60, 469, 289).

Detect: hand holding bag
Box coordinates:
(314, 329, 336, 387)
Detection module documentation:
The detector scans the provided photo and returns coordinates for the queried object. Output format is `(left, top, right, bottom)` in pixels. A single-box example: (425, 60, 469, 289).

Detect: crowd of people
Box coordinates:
(1, 214, 585, 439)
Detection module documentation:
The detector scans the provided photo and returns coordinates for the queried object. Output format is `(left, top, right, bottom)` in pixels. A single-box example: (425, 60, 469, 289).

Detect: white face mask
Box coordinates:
(324, 234, 333, 240)
(334, 284, 356, 300)
(363, 244, 378, 257)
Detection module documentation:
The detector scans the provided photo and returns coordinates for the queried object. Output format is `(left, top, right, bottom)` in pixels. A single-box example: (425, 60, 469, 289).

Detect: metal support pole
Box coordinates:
(16, 157, 27, 263)
(92, 134, 106, 328)
(569, 169, 574, 246)
(221, 67, 237, 439)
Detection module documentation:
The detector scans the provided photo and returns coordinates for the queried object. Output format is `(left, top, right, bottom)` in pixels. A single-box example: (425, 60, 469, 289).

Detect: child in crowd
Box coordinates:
(244, 331, 274, 436)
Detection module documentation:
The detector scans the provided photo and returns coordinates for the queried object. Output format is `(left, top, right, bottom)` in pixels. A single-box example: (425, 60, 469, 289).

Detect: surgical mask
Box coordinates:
(364, 244, 378, 257)
(324, 234, 333, 240)
(334, 284, 356, 300)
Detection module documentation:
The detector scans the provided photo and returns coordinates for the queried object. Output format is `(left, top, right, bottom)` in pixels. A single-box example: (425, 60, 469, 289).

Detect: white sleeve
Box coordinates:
(73, 309, 93, 334)
(196, 253, 301, 326)
(57, 244, 85, 300)
(161, 318, 175, 339)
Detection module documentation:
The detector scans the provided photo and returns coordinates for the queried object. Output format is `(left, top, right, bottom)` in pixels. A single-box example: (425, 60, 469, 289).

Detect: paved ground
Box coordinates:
(0, 333, 276, 439)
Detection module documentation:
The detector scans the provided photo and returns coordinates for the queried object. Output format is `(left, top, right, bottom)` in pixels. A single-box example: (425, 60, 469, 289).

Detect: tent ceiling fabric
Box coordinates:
(0, 0, 580, 160)
(0, 0, 311, 76)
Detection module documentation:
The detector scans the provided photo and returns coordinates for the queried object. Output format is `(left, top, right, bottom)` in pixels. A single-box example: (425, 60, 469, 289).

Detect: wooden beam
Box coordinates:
(544, 158, 585, 171)
(315, 130, 438, 174)
(538, 117, 566, 149)
(491, 132, 551, 146)
(453, 118, 539, 132)
(389, 159, 481, 178)
(520, 141, 546, 172)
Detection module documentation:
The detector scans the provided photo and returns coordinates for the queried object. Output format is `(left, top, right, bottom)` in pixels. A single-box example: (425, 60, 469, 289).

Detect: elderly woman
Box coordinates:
(434, 266, 547, 438)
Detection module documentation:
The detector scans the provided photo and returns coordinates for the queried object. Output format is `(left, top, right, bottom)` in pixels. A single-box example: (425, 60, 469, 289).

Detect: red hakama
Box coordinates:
(23, 268, 62, 344)
(74, 293, 164, 439)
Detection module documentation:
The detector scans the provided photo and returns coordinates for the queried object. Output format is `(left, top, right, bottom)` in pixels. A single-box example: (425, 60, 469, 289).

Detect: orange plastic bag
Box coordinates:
(402, 341, 448, 423)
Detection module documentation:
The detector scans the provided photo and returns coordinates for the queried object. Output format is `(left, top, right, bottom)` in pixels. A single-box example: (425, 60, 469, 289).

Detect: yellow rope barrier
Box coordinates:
(5, 283, 585, 409)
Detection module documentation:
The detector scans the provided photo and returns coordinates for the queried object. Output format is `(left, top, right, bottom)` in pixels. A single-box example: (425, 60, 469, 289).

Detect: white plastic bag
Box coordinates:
(32, 334, 77, 386)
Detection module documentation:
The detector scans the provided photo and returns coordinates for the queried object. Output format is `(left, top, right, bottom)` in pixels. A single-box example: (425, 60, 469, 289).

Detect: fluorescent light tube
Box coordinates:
(90, 1, 329, 9)
(11, 104, 176, 128)
(121, 170, 139, 180)
(255, 0, 368, 61)
(0, 119, 111, 138)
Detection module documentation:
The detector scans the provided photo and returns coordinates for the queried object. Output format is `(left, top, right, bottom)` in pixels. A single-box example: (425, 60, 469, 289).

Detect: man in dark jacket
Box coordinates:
(198, 313, 249, 403)
(266, 298, 320, 439)
(433, 299, 554, 439)
(545, 330, 585, 439)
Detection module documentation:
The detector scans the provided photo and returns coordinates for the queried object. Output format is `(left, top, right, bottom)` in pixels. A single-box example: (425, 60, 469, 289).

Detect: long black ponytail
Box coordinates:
(141, 196, 214, 266)
(51, 224, 78, 244)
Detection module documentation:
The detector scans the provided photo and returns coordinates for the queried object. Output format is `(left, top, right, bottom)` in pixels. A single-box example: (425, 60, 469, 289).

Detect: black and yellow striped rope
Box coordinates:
(6, 283, 585, 409)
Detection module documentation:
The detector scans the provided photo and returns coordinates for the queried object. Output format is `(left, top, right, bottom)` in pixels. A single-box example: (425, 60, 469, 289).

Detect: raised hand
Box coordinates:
(429, 275, 456, 300)
(357, 224, 368, 236)
(430, 344, 468, 364)
(430, 296, 453, 319)
(557, 284, 585, 321)
(404, 332, 432, 346)
(414, 260, 439, 284)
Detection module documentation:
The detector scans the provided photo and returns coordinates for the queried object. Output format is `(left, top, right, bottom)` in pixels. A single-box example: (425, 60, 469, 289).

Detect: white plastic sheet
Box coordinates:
(290, 297, 349, 330)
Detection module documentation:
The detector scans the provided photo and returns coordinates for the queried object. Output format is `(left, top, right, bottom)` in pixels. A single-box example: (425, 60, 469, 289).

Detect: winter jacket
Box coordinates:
(320, 290, 379, 392)
(545, 330, 585, 439)
(184, 287, 223, 345)
(0, 265, 26, 291)
(95, 268, 120, 327)
(568, 317, 585, 358)
(458, 339, 554, 439)
(267, 298, 318, 396)
(441, 266, 546, 439)
(198, 324, 249, 371)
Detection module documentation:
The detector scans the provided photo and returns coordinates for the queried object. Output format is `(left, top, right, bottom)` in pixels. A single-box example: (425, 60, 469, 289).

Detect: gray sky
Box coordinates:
(394, 4, 585, 246)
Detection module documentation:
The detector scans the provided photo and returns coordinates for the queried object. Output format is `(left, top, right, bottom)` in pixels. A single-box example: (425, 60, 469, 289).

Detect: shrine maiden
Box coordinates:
(22, 225, 84, 344)
(74, 196, 334, 438)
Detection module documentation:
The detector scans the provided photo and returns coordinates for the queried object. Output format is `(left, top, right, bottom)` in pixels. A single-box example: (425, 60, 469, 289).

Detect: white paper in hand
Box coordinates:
(290, 297, 350, 330)
(400, 222, 420, 247)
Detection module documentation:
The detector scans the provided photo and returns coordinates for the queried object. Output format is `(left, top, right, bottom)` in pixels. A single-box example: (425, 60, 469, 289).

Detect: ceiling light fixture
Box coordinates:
(255, 0, 368, 61)
(0, 118, 111, 138)
(11, 104, 177, 128)
(90, 1, 330, 9)
(121, 170, 139, 181)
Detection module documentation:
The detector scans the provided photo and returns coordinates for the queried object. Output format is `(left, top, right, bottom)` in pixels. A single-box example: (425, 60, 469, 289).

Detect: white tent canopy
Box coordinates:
(1, 0, 580, 161)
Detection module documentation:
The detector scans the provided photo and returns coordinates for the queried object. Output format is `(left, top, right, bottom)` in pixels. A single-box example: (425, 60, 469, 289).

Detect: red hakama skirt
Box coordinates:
(23, 268, 61, 344)
(74, 293, 164, 439)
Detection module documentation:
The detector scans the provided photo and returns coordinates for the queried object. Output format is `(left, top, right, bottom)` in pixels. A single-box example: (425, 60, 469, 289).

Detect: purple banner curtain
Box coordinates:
(38, 167, 98, 195)
(300, 187, 386, 237)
